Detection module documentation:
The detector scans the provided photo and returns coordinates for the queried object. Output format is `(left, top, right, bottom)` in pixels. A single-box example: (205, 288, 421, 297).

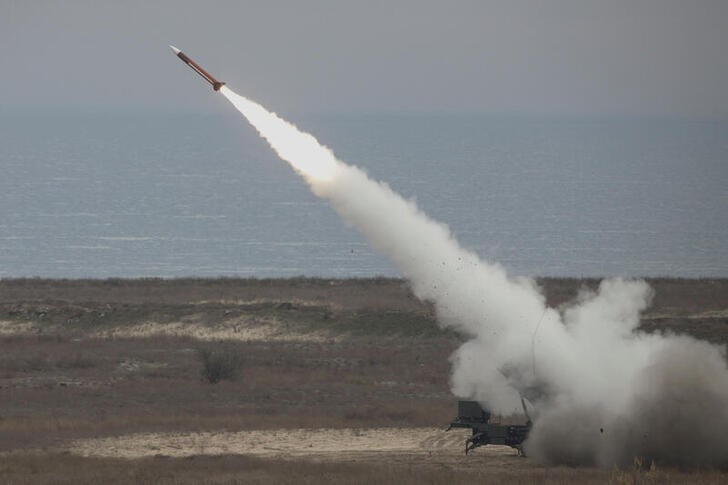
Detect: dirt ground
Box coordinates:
(0, 277, 726, 483)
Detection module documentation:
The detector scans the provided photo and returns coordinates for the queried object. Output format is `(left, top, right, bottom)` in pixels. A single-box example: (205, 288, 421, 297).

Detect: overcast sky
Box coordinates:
(3, 0, 727, 117)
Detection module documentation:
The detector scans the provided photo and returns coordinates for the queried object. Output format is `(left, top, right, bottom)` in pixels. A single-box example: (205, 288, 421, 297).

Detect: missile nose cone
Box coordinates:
(169, 45, 181, 55)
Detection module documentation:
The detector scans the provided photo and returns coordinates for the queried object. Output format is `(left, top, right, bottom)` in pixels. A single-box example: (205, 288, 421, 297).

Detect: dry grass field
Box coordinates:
(0, 277, 726, 483)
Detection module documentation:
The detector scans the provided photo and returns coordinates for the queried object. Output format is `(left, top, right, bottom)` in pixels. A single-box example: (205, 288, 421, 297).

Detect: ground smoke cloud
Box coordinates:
(221, 87, 728, 468)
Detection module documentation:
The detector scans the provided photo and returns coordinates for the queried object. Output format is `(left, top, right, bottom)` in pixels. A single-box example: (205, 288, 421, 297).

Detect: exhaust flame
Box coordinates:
(220, 86, 728, 468)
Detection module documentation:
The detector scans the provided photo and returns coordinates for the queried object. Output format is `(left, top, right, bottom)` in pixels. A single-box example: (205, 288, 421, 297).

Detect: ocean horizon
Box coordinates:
(1, 112, 726, 279)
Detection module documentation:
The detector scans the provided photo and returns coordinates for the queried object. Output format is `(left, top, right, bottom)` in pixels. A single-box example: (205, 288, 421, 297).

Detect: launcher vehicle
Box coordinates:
(446, 400, 531, 455)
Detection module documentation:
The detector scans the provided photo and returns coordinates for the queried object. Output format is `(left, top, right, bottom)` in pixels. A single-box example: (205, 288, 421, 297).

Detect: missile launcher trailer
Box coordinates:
(446, 400, 531, 455)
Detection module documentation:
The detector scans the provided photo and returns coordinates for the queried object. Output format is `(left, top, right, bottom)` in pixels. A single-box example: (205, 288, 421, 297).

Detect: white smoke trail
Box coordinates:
(220, 86, 728, 468)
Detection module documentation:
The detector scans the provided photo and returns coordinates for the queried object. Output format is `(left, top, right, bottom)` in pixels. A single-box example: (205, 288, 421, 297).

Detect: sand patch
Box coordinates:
(65, 427, 516, 460)
(90, 318, 330, 342)
(0, 320, 37, 335)
(0, 315, 329, 342)
(689, 309, 728, 319)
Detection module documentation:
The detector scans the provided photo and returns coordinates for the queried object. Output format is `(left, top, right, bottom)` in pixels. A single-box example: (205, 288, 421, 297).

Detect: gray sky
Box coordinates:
(3, 0, 727, 116)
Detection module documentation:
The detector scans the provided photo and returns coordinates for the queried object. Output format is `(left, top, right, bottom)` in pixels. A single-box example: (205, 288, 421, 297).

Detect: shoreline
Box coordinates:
(0, 276, 726, 481)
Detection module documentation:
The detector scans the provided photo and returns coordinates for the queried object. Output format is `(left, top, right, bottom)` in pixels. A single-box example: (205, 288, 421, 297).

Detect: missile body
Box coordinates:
(170, 45, 225, 92)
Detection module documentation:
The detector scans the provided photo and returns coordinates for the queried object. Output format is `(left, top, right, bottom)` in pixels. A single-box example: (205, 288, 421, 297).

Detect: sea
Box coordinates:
(1, 113, 726, 279)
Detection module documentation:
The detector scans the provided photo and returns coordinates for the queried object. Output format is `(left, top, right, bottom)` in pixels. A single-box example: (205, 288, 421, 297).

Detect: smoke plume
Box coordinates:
(221, 87, 728, 468)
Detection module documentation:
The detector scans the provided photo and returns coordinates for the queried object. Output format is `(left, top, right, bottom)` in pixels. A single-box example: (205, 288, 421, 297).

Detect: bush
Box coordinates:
(197, 346, 241, 384)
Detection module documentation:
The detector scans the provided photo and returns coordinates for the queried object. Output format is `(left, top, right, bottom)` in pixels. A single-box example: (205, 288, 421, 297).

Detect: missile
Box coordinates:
(169, 45, 225, 92)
